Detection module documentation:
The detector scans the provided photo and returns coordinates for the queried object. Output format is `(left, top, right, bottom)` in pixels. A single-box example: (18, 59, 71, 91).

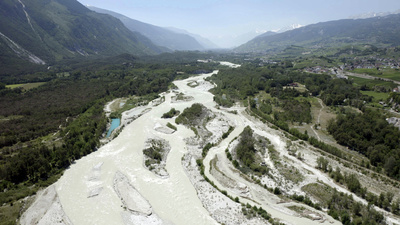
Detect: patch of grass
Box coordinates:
(108, 98, 128, 112)
(0, 115, 24, 123)
(287, 205, 320, 221)
(166, 122, 177, 131)
(277, 163, 304, 184)
(349, 76, 397, 89)
(287, 205, 306, 213)
(360, 91, 390, 102)
(293, 56, 336, 69)
(0, 201, 23, 225)
(257, 91, 274, 101)
(353, 68, 382, 76)
(6, 82, 46, 91)
(284, 83, 308, 93)
(353, 68, 400, 82)
(5, 84, 23, 89)
(0, 185, 38, 206)
(110, 94, 159, 118)
(380, 68, 400, 82)
(0, 173, 61, 206)
(301, 182, 335, 207)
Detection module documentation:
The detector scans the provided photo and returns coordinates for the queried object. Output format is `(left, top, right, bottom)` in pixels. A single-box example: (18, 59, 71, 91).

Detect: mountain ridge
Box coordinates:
(236, 13, 400, 53)
(89, 6, 211, 51)
(164, 27, 219, 49)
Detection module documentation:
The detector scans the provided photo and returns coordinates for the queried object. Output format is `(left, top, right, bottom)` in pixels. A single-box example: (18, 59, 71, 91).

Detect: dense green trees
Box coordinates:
(320, 79, 370, 108)
(328, 190, 384, 225)
(162, 108, 180, 118)
(389, 92, 400, 105)
(143, 140, 165, 165)
(317, 156, 400, 215)
(235, 126, 256, 167)
(0, 99, 106, 184)
(275, 99, 312, 123)
(232, 126, 268, 175)
(175, 103, 206, 126)
(327, 108, 400, 178)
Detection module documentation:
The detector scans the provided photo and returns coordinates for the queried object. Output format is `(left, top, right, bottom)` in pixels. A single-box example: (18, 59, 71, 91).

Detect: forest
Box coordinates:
(327, 109, 400, 178)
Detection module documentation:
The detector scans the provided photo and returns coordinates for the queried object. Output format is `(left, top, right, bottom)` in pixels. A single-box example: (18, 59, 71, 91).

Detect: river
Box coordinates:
(38, 62, 342, 225)
(55, 70, 220, 225)
(106, 118, 120, 138)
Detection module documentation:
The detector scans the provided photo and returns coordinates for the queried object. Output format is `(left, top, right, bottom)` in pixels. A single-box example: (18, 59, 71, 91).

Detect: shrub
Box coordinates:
(162, 108, 180, 118)
(166, 122, 177, 131)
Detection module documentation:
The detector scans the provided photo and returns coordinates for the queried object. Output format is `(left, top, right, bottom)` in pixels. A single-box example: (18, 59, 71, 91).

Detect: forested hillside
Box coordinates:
(0, 0, 166, 75)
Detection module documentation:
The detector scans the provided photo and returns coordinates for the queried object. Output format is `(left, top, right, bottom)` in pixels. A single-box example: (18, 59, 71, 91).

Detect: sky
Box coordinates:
(77, 0, 400, 47)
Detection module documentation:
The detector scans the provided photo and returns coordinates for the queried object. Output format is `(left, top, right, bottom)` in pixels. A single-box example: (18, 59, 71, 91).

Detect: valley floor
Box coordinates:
(20, 62, 400, 225)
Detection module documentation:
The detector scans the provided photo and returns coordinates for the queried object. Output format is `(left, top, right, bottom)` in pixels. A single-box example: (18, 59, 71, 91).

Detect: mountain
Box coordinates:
(256, 31, 277, 38)
(165, 27, 219, 49)
(209, 30, 270, 49)
(236, 14, 400, 53)
(349, 9, 400, 19)
(209, 25, 301, 49)
(89, 6, 207, 51)
(272, 24, 304, 33)
(0, 0, 165, 74)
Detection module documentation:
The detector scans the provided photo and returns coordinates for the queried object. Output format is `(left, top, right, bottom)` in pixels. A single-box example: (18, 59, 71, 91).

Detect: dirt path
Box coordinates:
(317, 98, 324, 124)
(310, 98, 324, 141)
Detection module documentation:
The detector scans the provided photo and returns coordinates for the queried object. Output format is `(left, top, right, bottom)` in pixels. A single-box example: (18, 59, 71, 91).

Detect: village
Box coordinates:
(304, 55, 400, 74)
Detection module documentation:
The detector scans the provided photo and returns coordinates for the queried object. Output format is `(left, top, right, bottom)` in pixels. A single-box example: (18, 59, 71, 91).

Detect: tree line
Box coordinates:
(327, 108, 400, 178)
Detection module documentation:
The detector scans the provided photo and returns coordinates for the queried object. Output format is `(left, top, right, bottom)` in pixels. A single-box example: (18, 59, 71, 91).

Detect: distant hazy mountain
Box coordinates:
(165, 27, 219, 49)
(89, 6, 207, 51)
(349, 9, 400, 19)
(0, 0, 165, 74)
(256, 31, 278, 39)
(211, 25, 301, 49)
(272, 24, 304, 33)
(236, 14, 400, 53)
(210, 30, 269, 49)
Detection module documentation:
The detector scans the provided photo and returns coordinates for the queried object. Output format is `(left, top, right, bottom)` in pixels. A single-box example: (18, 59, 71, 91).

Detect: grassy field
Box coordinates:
(257, 91, 273, 100)
(0, 201, 24, 225)
(349, 75, 397, 89)
(360, 91, 389, 102)
(0, 115, 24, 122)
(293, 57, 335, 69)
(6, 82, 46, 91)
(6, 84, 23, 89)
(352, 68, 400, 82)
(301, 182, 334, 207)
